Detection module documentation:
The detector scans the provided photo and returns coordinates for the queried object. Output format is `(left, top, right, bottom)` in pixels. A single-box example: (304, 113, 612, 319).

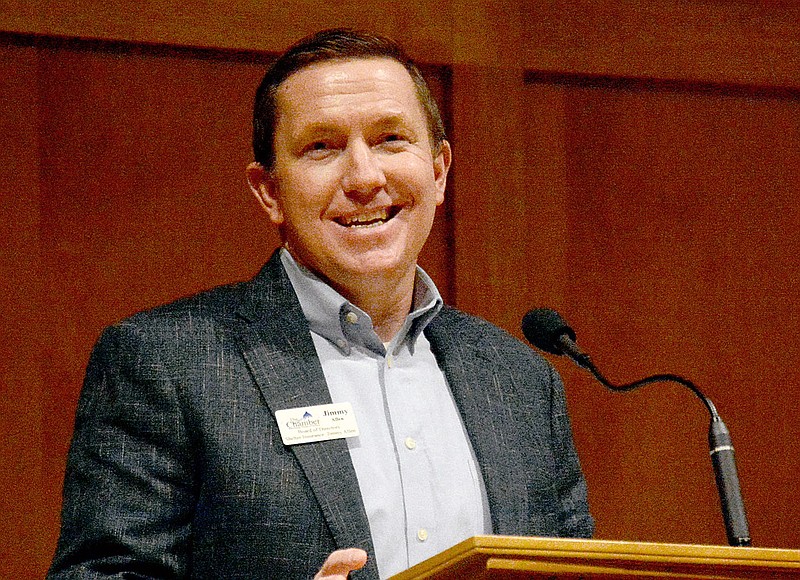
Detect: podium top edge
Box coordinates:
(390, 536, 800, 580)
(462, 535, 800, 561)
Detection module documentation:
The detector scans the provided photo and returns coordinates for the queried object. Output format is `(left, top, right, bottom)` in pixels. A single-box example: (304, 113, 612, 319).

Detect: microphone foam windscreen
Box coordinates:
(521, 308, 576, 355)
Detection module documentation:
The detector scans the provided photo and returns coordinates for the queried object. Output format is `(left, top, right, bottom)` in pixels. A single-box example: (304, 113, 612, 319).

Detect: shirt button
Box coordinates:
(404, 437, 417, 450)
(386, 355, 394, 368)
(417, 528, 428, 542)
(345, 311, 358, 324)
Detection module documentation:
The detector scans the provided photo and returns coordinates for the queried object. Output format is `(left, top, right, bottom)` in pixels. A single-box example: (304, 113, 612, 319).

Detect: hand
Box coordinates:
(313, 548, 368, 580)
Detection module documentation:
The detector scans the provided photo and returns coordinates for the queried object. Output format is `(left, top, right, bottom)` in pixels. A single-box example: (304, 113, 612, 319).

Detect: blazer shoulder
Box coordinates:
(432, 305, 551, 369)
(86, 283, 241, 380)
(107, 252, 289, 343)
(91, 253, 298, 377)
(126, 279, 246, 327)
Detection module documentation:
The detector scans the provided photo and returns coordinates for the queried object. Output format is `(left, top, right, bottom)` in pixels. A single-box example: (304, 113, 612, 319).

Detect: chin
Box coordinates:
(337, 252, 414, 279)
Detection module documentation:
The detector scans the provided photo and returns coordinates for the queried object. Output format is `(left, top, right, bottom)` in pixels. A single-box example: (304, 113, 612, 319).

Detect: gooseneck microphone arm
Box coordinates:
(554, 330, 720, 416)
(522, 308, 751, 547)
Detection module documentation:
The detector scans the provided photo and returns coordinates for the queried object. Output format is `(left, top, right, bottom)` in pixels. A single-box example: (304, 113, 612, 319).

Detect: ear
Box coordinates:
(432, 140, 452, 206)
(246, 162, 284, 226)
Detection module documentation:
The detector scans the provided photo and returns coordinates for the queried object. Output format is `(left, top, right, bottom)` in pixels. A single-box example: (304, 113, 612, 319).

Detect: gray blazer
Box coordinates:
(49, 251, 593, 579)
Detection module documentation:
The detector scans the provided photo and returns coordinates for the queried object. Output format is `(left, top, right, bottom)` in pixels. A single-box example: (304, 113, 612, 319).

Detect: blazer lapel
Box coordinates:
(231, 253, 378, 577)
(426, 310, 531, 537)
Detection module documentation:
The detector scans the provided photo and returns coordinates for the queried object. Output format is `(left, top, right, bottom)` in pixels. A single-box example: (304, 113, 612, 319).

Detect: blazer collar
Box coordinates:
(232, 250, 380, 578)
(425, 308, 531, 536)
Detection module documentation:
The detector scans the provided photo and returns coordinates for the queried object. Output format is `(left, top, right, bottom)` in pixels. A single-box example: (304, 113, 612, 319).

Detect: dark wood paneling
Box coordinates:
(0, 42, 50, 579)
(35, 45, 277, 501)
(559, 80, 800, 547)
(522, 0, 800, 87)
(454, 68, 800, 548)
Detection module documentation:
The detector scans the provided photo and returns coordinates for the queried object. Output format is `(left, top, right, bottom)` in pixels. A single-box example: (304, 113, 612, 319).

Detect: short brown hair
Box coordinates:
(252, 28, 446, 169)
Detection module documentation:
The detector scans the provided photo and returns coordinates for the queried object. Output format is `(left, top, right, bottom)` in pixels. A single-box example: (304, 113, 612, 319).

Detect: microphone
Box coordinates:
(522, 308, 751, 547)
(521, 308, 590, 369)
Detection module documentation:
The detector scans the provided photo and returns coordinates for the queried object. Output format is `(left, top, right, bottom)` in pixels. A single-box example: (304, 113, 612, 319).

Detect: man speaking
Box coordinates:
(49, 29, 593, 579)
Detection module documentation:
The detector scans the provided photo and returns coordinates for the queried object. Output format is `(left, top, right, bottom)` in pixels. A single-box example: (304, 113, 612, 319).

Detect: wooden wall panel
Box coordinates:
(558, 83, 800, 546)
(35, 46, 279, 515)
(0, 45, 283, 578)
(4, 1, 800, 86)
(0, 43, 50, 579)
(451, 66, 572, 327)
(454, 68, 800, 548)
(522, 0, 800, 87)
(0, 0, 456, 65)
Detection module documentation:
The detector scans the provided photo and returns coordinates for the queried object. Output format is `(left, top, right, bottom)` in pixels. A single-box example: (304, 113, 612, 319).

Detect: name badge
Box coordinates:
(275, 402, 359, 445)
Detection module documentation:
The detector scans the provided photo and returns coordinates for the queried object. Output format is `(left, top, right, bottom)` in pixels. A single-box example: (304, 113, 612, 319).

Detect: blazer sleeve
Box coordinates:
(48, 320, 197, 579)
(546, 362, 595, 538)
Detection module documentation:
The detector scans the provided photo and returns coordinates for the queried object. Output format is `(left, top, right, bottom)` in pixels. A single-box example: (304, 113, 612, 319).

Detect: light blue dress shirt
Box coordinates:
(280, 250, 491, 579)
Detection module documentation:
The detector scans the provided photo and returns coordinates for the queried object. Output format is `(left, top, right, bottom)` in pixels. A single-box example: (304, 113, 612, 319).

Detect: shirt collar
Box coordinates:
(279, 248, 442, 356)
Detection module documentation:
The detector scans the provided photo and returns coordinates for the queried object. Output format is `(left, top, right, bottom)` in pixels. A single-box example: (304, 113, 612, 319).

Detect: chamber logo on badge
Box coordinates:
(275, 403, 359, 445)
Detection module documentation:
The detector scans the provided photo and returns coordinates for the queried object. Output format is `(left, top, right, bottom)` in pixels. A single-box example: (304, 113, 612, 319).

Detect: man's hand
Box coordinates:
(314, 548, 368, 580)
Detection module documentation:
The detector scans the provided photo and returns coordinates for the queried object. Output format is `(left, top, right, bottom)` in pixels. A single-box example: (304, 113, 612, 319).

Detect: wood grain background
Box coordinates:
(2, 2, 799, 577)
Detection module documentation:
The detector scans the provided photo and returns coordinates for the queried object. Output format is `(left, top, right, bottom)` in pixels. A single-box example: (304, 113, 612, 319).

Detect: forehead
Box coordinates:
(274, 57, 426, 131)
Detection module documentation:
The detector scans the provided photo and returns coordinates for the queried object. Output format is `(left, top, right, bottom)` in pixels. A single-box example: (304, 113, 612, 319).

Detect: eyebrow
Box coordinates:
(291, 113, 419, 143)
(371, 113, 414, 130)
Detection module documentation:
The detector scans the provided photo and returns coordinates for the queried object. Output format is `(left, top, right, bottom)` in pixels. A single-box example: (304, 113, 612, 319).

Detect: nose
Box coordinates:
(341, 140, 386, 201)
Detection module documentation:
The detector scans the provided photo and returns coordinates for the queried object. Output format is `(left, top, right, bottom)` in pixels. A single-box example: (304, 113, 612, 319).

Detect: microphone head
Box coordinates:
(521, 308, 577, 355)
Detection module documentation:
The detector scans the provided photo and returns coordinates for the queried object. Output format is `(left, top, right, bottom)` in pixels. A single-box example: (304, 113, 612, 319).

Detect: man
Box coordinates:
(49, 29, 593, 579)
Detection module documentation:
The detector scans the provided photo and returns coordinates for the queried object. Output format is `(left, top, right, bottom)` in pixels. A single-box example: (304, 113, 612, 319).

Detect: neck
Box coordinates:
(331, 269, 417, 343)
(282, 246, 419, 343)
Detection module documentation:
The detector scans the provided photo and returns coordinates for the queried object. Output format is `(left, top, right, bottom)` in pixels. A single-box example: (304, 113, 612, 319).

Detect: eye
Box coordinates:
(378, 133, 411, 150)
(302, 140, 335, 159)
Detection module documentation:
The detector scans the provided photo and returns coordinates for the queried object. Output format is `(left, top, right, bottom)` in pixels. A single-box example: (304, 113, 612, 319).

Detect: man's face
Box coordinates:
(249, 57, 450, 290)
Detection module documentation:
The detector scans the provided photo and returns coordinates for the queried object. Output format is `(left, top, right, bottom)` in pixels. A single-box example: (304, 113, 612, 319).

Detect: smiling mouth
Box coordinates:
(334, 206, 402, 229)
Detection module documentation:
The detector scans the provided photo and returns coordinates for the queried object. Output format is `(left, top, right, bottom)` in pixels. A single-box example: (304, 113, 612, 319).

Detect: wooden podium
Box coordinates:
(390, 536, 800, 579)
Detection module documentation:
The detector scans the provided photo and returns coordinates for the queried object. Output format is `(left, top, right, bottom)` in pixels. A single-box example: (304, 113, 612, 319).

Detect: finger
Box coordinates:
(314, 548, 368, 579)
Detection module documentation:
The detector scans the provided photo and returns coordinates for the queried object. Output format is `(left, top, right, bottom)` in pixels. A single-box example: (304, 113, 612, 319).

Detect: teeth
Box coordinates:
(339, 208, 391, 228)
